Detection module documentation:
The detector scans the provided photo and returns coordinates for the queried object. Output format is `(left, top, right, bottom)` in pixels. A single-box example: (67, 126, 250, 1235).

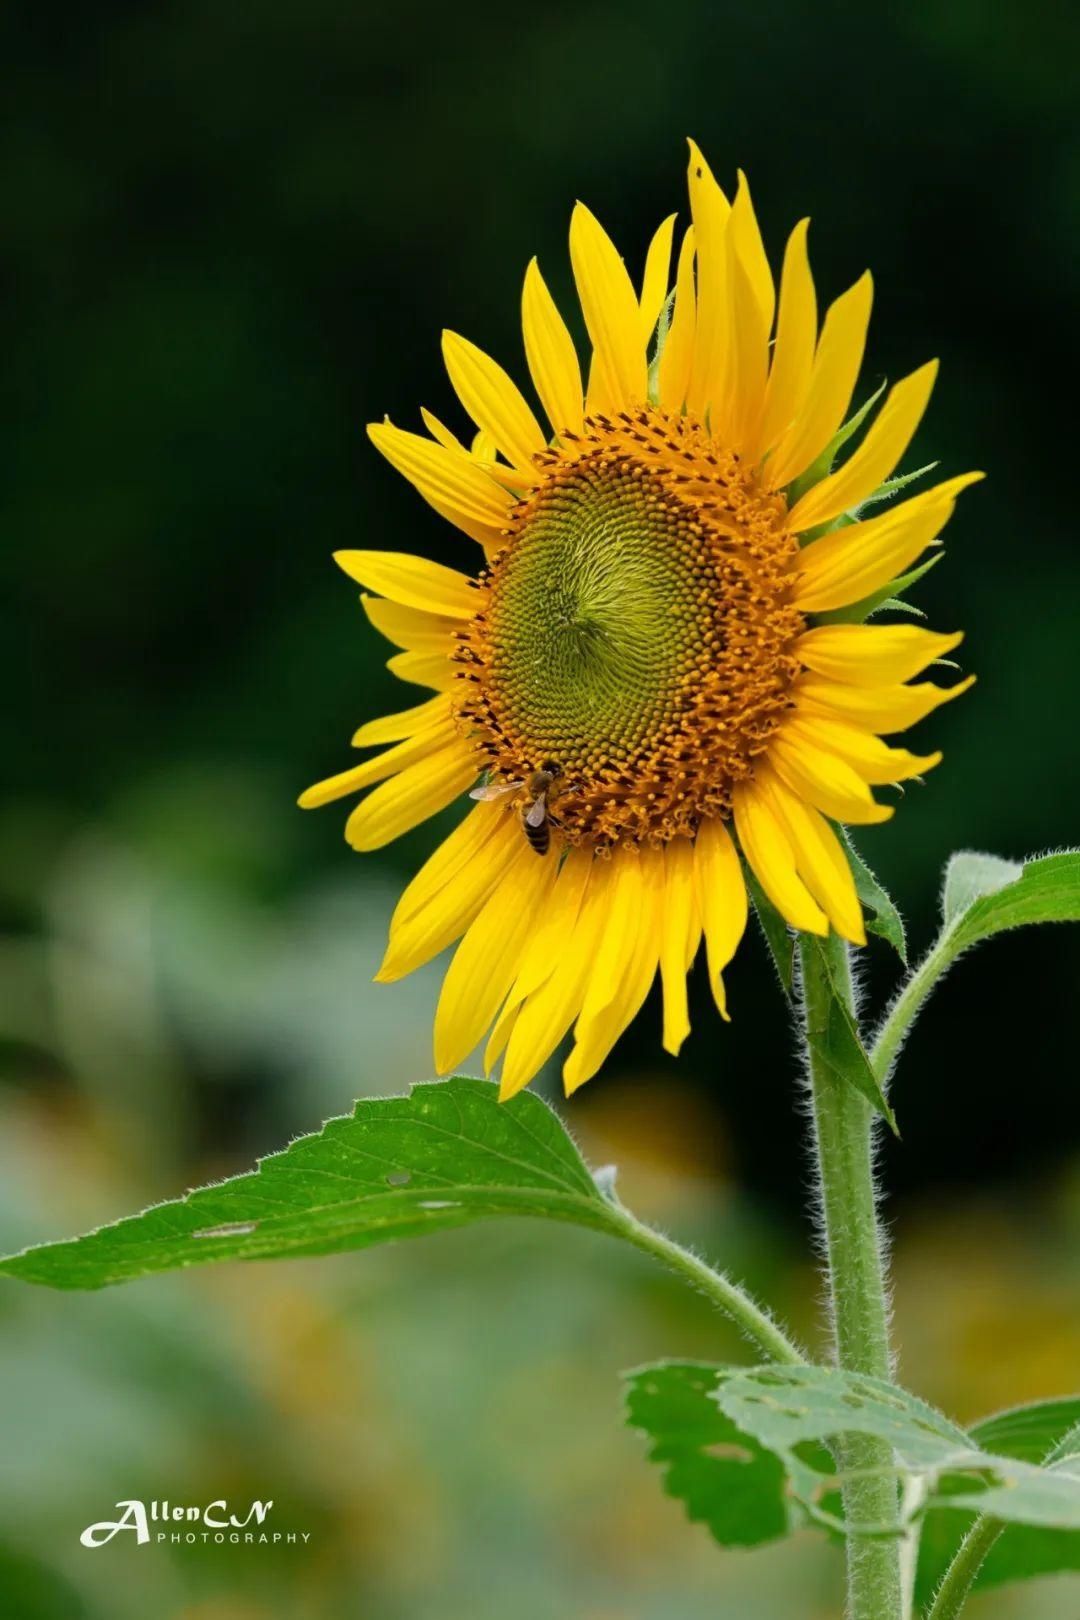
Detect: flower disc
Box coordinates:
(454, 409, 806, 847)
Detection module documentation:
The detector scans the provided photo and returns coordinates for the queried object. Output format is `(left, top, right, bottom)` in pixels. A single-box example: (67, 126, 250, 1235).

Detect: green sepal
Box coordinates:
(804, 936, 899, 1134)
(814, 551, 943, 625)
(857, 458, 938, 511)
(647, 286, 676, 405)
(787, 380, 888, 509)
(841, 832, 907, 963)
(746, 866, 795, 995)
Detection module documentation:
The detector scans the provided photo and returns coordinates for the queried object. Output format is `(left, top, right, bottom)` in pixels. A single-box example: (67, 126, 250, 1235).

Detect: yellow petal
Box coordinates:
(731, 170, 775, 335)
(367, 420, 513, 533)
(485, 849, 592, 1053)
(768, 733, 895, 825)
(419, 407, 466, 453)
(573, 851, 645, 1031)
(390, 801, 508, 925)
(378, 806, 520, 982)
(755, 764, 865, 945)
(783, 714, 941, 786)
(793, 673, 976, 734)
(685, 141, 732, 421)
(441, 330, 546, 477)
(298, 717, 457, 809)
(564, 847, 664, 1094)
(570, 202, 648, 411)
(385, 650, 457, 690)
(351, 694, 450, 749)
(482, 849, 594, 1074)
(361, 595, 461, 654)
(797, 623, 964, 686)
(434, 843, 558, 1073)
(755, 219, 816, 460)
(639, 212, 677, 343)
(344, 741, 477, 852)
(787, 361, 938, 531)
(765, 271, 873, 490)
(732, 780, 828, 935)
(334, 548, 481, 616)
(693, 816, 748, 1019)
(658, 226, 696, 410)
(483, 997, 521, 1075)
(723, 214, 771, 450)
(793, 472, 984, 613)
(521, 258, 584, 438)
(499, 857, 615, 1100)
(505, 846, 594, 1006)
(660, 837, 700, 1056)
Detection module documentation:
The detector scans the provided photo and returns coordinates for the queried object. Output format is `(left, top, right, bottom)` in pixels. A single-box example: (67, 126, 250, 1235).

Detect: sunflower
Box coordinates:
(301, 142, 980, 1101)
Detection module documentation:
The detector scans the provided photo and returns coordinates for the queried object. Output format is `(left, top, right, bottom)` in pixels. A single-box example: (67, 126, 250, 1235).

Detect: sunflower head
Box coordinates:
(301, 141, 981, 1100)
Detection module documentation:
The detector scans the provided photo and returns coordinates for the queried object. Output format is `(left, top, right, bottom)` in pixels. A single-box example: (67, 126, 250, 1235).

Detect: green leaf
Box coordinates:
(944, 850, 1080, 950)
(638, 1364, 1080, 1543)
(814, 551, 944, 625)
(916, 1397, 1080, 1603)
(804, 937, 899, 1134)
(972, 1398, 1080, 1463)
(623, 1361, 794, 1548)
(873, 851, 1080, 1084)
(746, 867, 795, 995)
(941, 850, 1023, 927)
(842, 833, 907, 963)
(0, 1078, 626, 1290)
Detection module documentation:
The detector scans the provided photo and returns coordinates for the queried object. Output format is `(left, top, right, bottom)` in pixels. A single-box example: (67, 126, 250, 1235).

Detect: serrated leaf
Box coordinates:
(841, 834, 907, 963)
(651, 1365, 1080, 1542)
(746, 866, 795, 994)
(814, 551, 943, 625)
(916, 1397, 1080, 1603)
(0, 1078, 626, 1290)
(623, 1362, 793, 1547)
(805, 938, 898, 1134)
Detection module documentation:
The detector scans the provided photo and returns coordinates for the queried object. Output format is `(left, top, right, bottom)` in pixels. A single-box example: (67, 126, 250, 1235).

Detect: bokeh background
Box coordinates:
(2, 2, 1079, 1616)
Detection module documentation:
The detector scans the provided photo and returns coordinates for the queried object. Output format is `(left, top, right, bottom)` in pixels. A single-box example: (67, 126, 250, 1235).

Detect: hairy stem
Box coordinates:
(800, 932, 903, 1620)
(870, 927, 958, 1086)
(924, 1516, 1004, 1620)
(606, 1202, 804, 1366)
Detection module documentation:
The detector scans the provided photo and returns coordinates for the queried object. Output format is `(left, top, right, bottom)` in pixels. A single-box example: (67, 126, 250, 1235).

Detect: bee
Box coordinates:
(469, 761, 562, 855)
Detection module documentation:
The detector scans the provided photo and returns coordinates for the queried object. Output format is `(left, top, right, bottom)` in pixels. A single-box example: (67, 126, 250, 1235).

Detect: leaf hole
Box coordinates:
(703, 1442, 754, 1465)
(386, 1171, 412, 1187)
(192, 1221, 258, 1239)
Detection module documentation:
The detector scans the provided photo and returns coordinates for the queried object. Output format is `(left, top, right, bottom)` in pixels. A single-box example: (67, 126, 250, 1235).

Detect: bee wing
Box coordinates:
(469, 781, 521, 801)
(525, 793, 548, 827)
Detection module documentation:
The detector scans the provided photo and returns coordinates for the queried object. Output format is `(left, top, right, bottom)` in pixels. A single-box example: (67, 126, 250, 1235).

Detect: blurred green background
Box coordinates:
(2, 2, 1079, 1616)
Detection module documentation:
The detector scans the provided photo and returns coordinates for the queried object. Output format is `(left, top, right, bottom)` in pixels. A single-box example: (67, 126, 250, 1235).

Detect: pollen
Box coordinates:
(451, 407, 806, 849)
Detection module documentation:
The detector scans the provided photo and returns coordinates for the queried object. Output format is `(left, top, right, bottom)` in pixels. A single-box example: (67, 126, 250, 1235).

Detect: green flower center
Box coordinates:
(484, 456, 708, 773)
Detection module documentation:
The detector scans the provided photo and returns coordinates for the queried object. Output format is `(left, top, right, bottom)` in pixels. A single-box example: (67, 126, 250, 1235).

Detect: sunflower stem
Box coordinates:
(799, 931, 903, 1620)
